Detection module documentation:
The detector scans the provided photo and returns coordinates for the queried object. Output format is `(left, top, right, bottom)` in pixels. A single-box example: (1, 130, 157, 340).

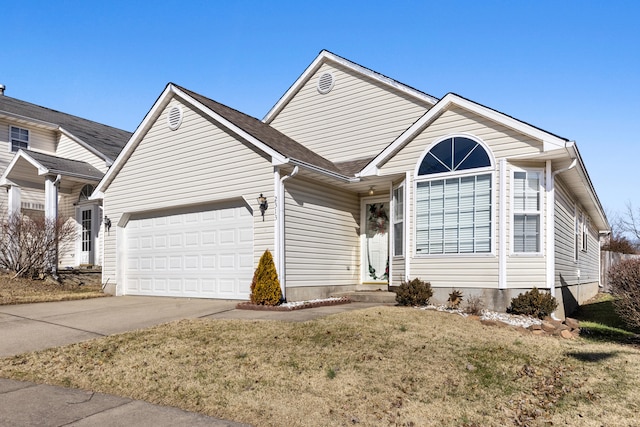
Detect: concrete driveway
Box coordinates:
(0, 296, 239, 357)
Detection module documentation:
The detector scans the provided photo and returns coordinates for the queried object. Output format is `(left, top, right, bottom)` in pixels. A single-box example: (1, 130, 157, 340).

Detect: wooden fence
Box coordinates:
(600, 251, 640, 291)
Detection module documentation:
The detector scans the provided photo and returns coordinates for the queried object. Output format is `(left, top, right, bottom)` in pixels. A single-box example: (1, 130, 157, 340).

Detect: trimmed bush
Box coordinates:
(508, 287, 558, 319)
(465, 295, 484, 316)
(250, 250, 282, 306)
(395, 278, 433, 306)
(609, 258, 640, 330)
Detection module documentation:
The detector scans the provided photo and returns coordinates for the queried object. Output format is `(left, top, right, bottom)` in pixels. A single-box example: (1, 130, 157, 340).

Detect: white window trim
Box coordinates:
(510, 167, 544, 256)
(391, 182, 405, 258)
(9, 125, 29, 152)
(413, 134, 496, 257)
(414, 170, 495, 257)
(574, 206, 580, 262)
(581, 212, 589, 253)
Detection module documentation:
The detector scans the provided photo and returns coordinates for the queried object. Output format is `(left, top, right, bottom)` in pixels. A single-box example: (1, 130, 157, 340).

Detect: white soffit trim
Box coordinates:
(262, 50, 438, 124)
(359, 93, 570, 177)
(94, 84, 175, 194)
(171, 86, 287, 165)
(0, 111, 58, 131)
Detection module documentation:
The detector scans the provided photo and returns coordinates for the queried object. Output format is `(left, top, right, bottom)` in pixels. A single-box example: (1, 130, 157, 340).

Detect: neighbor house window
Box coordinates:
(10, 126, 29, 151)
(512, 170, 541, 253)
(415, 136, 493, 255)
(392, 184, 404, 256)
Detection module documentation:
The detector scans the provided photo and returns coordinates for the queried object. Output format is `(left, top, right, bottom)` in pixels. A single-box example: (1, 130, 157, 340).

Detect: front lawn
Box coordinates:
(0, 272, 107, 305)
(1, 306, 639, 426)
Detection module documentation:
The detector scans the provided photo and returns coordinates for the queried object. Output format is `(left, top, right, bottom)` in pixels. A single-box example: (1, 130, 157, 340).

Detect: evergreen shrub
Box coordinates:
(395, 278, 433, 306)
(250, 249, 282, 306)
(508, 287, 558, 319)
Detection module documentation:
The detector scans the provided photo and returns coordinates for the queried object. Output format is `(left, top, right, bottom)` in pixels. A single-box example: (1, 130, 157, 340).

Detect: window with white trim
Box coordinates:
(581, 213, 588, 252)
(512, 170, 541, 253)
(392, 184, 404, 256)
(574, 210, 580, 261)
(10, 126, 29, 151)
(415, 136, 492, 255)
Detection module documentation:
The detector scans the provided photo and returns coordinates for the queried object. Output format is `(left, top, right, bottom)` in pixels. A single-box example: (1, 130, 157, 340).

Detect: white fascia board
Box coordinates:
(360, 94, 570, 177)
(88, 189, 104, 201)
(172, 86, 287, 165)
(262, 50, 438, 124)
(263, 53, 326, 124)
(59, 127, 111, 163)
(4, 150, 49, 178)
(94, 84, 174, 194)
(288, 158, 358, 183)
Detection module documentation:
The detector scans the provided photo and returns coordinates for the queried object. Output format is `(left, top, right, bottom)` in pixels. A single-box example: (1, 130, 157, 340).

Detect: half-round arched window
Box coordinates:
(78, 184, 95, 202)
(415, 136, 493, 255)
(418, 136, 491, 176)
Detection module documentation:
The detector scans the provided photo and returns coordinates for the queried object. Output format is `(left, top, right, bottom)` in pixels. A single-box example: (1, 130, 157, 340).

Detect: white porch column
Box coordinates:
(44, 175, 61, 275)
(7, 185, 21, 217)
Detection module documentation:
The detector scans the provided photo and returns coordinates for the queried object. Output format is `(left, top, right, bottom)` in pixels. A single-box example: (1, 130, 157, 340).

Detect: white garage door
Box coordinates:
(125, 203, 253, 299)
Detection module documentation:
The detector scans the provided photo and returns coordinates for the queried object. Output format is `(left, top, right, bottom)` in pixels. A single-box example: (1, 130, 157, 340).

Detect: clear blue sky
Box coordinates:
(3, 1, 638, 219)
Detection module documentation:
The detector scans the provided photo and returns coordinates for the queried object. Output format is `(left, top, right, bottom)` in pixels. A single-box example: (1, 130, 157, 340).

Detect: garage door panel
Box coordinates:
(125, 203, 253, 299)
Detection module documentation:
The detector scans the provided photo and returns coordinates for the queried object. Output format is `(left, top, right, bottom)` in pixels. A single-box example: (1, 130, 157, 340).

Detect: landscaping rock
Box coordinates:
(541, 321, 557, 333)
(560, 330, 574, 339)
(564, 317, 580, 330)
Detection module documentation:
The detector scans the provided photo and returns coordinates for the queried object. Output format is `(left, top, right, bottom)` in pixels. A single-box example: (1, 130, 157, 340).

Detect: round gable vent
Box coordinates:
(167, 105, 183, 130)
(317, 72, 335, 94)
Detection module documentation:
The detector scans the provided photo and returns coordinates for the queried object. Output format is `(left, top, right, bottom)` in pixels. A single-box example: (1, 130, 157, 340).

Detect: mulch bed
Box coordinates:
(236, 297, 351, 311)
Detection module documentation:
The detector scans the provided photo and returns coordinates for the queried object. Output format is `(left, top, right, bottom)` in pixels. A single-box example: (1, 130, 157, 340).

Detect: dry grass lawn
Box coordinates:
(0, 272, 107, 305)
(1, 306, 639, 426)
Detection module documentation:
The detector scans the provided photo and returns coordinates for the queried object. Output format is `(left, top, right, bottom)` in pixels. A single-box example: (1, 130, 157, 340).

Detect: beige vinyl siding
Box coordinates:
(379, 107, 543, 176)
(269, 62, 430, 163)
(102, 98, 275, 285)
(391, 257, 405, 285)
(505, 162, 547, 288)
(56, 134, 109, 173)
(284, 177, 360, 288)
(554, 182, 578, 285)
(0, 119, 57, 154)
(409, 256, 499, 288)
(58, 192, 78, 268)
(553, 180, 599, 287)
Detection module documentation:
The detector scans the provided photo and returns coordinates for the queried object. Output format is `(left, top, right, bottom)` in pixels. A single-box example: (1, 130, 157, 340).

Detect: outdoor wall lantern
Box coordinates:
(103, 215, 112, 234)
(257, 194, 268, 221)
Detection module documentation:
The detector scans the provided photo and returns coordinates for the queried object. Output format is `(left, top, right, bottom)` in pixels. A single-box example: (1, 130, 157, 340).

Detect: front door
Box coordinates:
(362, 199, 389, 284)
(79, 206, 94, 265)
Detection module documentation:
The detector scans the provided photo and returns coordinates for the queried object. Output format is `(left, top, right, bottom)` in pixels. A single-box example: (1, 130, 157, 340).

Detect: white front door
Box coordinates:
(362, 199, 389, 284)
(79, 206, 95, 265)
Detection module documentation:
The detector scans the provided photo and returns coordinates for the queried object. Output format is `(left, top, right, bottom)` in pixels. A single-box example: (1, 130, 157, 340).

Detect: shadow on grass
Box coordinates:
(565, 351, 617, 362)
(574, 294, 640, 346)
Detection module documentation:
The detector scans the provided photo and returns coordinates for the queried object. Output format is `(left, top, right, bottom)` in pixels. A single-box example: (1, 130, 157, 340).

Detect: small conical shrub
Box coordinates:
(250, 249, 282, 306)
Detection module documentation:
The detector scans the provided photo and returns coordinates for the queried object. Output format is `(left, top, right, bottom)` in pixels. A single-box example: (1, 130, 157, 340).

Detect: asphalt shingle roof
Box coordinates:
(25, 150, 104, 180)
(0, 95, 131, 161)
(174, 84, 354, 177)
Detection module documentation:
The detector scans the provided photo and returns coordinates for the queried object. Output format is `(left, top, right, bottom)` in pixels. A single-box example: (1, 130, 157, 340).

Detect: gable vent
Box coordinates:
(317, 72, 335, 94)
(167, 105, 183, 130)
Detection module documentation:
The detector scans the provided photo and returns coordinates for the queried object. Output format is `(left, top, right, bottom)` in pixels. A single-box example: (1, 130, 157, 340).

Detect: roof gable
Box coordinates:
(263, 50, 439, 124)
(0, 95, 131, 161)
(360, 93, 570, 177)
(95, 83, 357, 195)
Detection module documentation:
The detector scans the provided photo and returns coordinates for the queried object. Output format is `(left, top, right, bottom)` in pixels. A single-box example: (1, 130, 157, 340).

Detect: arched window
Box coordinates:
(415, 136, 493, 255)
(78, 184, 95, 202)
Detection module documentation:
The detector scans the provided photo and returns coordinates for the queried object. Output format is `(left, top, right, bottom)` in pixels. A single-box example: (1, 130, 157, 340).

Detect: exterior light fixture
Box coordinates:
(257, 194, 268, 221)
(368, 186, 375, 196)
(103, 215, 112, 234)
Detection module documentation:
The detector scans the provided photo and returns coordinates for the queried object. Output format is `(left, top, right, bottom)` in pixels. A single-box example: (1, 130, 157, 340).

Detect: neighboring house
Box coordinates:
(94, 51, 608, 317)
(0, 85, 131, 269)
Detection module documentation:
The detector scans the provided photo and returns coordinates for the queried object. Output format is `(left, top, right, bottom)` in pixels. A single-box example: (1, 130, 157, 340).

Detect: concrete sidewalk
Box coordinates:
(0, 296, 382, 426)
